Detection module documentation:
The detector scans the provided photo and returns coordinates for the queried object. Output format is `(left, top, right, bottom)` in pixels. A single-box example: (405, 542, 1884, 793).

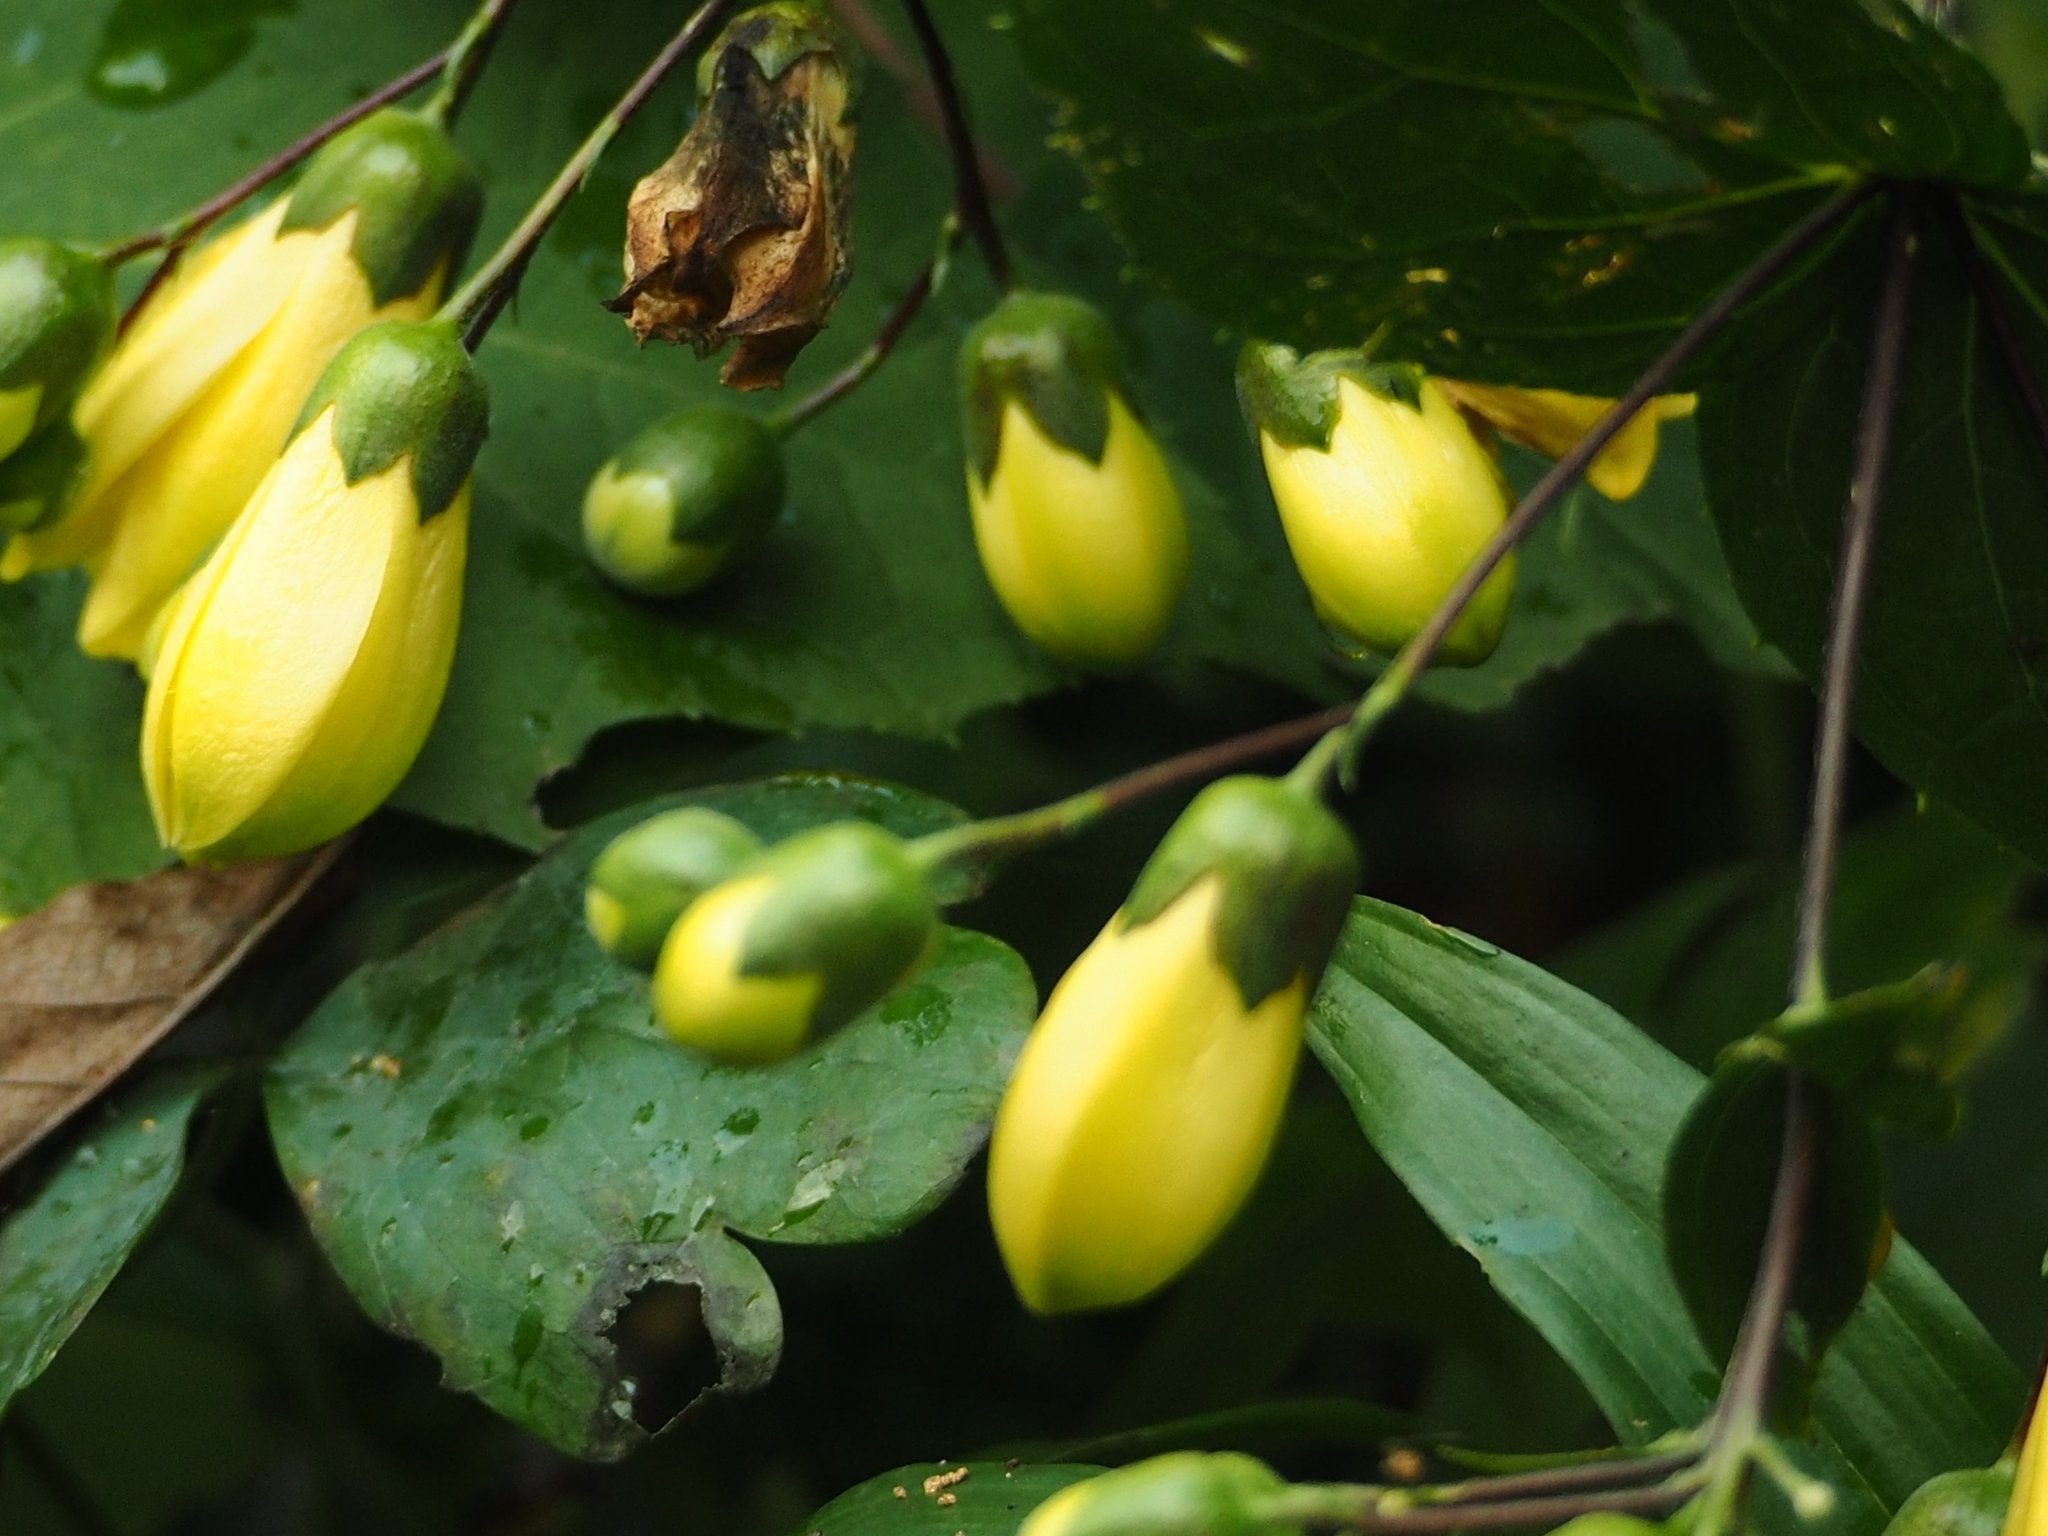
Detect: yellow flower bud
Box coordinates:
(1241, 346, 1512, 666)
(961, 292, 1188, 666)
(652, 821, 937, 1063)
(141, 319, 486, 863)
(1435, 379, 1695, 502)
(1021, 1454, 1299, 1536)
(584, 806, 764, 969)
(6, 110, 482, 661)
(988, 776, 1357, 1313)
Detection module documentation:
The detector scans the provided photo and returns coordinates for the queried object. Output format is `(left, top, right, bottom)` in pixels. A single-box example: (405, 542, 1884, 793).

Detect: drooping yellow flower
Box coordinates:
(1436, 379, 1695, 501)
(651, 820, 937, 1064)
(7, 109, 482, 660)
(960, 291, 1188, 666)
(1240, 345, 1512, 665)
(141, 319, 486, 864)
(988, 775, 1357, 1314)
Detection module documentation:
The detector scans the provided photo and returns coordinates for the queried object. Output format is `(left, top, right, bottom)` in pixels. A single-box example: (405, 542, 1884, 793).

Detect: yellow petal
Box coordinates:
(653, 874, 824, 1063)
(144, 408, 410, 858)
(969, 395, 1188, 665)
(2006, 1405, 2048, 1536)
(1261, 376, 1512, 665)
(1438, 379, 1696, 502)
(75, 214, 430, 658)
(987, 879, 1305, 1313)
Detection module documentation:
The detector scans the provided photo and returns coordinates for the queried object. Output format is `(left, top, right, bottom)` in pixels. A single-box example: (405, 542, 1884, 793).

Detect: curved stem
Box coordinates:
(897, 0, 1014, 290)
(1297, 178, 1878, 793)
(444, 0, 742, 349)
(424, 0, 523, 126)
(774, 215, 961, 432)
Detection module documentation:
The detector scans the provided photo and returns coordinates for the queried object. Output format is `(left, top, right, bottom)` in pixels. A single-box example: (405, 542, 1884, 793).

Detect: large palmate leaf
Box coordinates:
(266, 776, 1034, 1460)
(1309, 899, 2020, 1536)
(1008, 0, 2028, 392)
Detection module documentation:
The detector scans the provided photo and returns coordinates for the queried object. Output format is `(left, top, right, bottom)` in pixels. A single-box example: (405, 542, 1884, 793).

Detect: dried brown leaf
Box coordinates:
(0, 846, 340, 1174)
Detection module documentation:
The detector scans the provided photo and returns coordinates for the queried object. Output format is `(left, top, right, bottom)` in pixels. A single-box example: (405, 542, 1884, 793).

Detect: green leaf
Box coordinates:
(1308, 898, 2020, 1535)
(265, 775, 1035, 1461)
(0, 1067, 217, 1416)
(1008, 0, 2026, 392)
(1700, 193, 2048, 870)
(0, 572, 166, 913)
(795, 1463, 1101, 1536)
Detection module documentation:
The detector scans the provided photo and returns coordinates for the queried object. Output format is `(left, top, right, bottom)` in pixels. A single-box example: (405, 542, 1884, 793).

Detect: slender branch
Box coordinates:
(445, 0, 743, 348)
(911, 701, 1356, 880)
(1789, 199, 1918, 1010)
(1268, 1479, 1697, 1534)
(1936, 197, 2048, 481)
(101, 51, 448, 270)
(1424, 1449, 1701, 1506)
(775, 216, 961, 431)
(1306, 179, 1878, 787)
(425, 0, 522, 125)
(897, 0, 1014, 290)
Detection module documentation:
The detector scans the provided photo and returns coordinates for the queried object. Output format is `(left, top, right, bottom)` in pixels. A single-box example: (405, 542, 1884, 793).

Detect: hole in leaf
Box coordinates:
(605, 1279, 718, 1435)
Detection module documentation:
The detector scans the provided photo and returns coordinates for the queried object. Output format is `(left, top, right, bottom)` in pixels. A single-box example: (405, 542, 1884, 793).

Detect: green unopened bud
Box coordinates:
(1238, 341, 1514, 666)
(959, 291, 1188, 665)
(294, 318, 488, 521)
(652, 820, 938, 1063)
(0, 417, 88, 534)
(1020, 1454, 1299, 1536)
(582, 407, 786, 597)
(1125, 775, 1360, 1009)
(1881, 1462, 2013, 1536)
(282, 109, 484, 307)
(585, 807, 764, 969)
(1546, 1517, 1668, 1536)
(0, 237, 115, 460)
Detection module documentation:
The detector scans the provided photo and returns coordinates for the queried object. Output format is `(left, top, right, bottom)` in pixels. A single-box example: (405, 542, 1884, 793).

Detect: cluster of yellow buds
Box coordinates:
(585, 811, 939, 1063)
(989, 774, 1358, 1313)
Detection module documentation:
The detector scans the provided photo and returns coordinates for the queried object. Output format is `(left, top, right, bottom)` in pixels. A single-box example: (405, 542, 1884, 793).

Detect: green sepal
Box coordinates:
(0, 237, 115, 433)
(1122, 775, 1360, 1011)
(0, 415, 88, 534)
(1035, 1453, 1299, 1536)
(586, 807, 764, 970)
(1766, 966, 1976, 1138)
(959, 290, 1129, 486)
(294, 319, 488, 521)
(608, 405, 786, 546)
(281, 108, 484, 307)
(1662, 1044, 1887, 1387)
(1234, 341, 1424, 451)
(736, 820, 938, 1039)
(695, 1, 856, 95)
(1880, 1461, 2015, 1536)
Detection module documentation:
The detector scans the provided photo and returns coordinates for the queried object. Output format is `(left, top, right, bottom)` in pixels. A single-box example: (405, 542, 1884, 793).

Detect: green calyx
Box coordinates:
(587, 808, 764, 970)
(695, 1, 853, 96)
(281, 108, 484, 307)
(960, 290, 1130, 486)
(1036, 1454, 1298, 1536)
(735, 820, 938, 1040)
(0, 416, 88, 533)
(294, 319, 488, 521)
(1123, 775, 1360, 1010)
(0, 237, 115, 438)
(609, 406, 787, 547)
(1234, 340, 1424, 451)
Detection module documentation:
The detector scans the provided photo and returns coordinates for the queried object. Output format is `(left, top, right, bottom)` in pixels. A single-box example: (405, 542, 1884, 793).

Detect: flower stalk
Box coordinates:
(898, 0, 1013, 290)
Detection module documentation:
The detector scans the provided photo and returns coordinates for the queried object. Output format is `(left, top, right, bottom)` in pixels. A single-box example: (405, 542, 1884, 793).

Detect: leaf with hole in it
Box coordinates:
(265, 776, 1035, 1461)
(1007, 0, 2025, 393)
(1662, 1048, 1888, 1373)
(1309, 899, 2019, 1536)
(795, 1462, 1102, 1536)
(0, 1067, 220, 1416)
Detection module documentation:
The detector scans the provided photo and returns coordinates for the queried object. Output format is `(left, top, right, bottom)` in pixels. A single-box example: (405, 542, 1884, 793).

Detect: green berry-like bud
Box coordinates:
(1880, 1462, 2014, 1536)
(281, 109, 484, 307)
(582, 406, 786, 597)
(651, 820, 938, 1063)
(585, 807, 765, 970)
(1546, 1517, 1669, 1536)
(0, 237, 115, 460)
(0, 417, 87, 534)
(1019, 1454, 1300, 1536)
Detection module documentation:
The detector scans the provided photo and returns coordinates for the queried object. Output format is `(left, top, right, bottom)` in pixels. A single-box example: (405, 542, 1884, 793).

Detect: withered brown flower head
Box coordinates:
(610, 2, 856, 390)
